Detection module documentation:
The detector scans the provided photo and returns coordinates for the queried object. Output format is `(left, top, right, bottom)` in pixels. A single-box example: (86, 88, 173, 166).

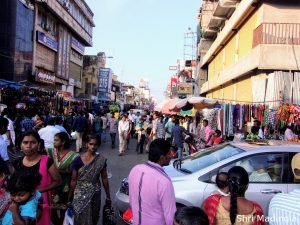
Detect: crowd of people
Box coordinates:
(0, 107, 112, 225)
(0, 107, 299, 225)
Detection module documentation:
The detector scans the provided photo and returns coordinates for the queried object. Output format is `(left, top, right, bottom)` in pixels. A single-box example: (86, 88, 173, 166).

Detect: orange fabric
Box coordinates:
(203, 194, 265, 225)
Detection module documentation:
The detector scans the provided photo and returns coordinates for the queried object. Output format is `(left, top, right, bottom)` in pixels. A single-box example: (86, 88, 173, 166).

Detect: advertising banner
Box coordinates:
(178, 83, 193, 95)
(37, 31, 58, 52)
(71, 37, 85, 55)
(170, 77, 178, 97)
(98, 68, 112, 93)
(35, 69, 55, 84)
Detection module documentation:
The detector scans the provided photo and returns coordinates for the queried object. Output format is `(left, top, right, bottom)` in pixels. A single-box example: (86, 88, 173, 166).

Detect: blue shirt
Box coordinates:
(20, 118, 34, 132)
(72, 116, 87, 132)
(2, 191, 42, 225)
(172, 125, 186, 148)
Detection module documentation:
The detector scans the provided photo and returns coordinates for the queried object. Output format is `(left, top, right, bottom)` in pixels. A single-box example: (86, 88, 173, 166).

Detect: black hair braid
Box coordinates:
(230, 181, 238, 225)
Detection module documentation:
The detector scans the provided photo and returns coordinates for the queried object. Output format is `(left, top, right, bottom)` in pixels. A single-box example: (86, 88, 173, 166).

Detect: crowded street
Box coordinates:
(1, 0, 300, 225)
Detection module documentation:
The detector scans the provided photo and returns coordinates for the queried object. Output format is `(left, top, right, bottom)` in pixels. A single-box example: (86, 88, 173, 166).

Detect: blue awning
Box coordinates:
(0, 79, 24, 89)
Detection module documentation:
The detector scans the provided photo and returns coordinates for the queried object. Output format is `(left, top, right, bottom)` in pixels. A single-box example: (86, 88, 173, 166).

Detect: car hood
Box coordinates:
(163, 164, 187, 178)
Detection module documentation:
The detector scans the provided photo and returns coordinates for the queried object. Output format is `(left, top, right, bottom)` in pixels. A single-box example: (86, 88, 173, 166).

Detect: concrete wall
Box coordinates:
(262, 2, 300, 23)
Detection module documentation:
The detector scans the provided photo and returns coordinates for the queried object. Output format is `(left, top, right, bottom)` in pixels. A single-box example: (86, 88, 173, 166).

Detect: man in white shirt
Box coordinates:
(268, 189, 300, 225)
(38, 118, 60, 149)
(118, 115, 129, 156)
(1, 109, 15, 147)
(0, 117, 13, 174)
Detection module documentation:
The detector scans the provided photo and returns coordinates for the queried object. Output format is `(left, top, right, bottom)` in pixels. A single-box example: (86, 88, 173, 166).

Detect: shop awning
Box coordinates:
(0, 79, 24, 89)
(169, 96, 221, 111)
(159, 98, 181, 115)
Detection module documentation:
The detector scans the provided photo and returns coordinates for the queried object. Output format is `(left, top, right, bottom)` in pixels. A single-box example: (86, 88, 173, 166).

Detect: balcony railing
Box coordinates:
(253, 23, 300, 47)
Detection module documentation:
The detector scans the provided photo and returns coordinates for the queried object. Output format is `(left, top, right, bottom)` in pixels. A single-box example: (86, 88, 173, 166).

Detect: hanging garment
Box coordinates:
(293, 72, 300, 105)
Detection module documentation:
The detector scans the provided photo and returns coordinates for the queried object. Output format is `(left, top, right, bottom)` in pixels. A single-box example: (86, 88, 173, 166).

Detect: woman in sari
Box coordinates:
(47, 132, 78, 225)
(70, 134, 111, 225)
(12, 131, 62, 225)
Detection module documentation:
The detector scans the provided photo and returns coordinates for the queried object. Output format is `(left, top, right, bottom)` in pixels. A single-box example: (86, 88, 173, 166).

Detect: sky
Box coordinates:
(84, 0, 201, 103)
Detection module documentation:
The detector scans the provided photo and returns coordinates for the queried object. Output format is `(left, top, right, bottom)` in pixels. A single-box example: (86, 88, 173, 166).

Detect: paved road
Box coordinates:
(97, 135, 148, 225)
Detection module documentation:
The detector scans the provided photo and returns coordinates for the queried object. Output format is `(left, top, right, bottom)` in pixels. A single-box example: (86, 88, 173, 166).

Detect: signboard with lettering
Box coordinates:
(37, 31, 58, 52)
(71, 37, 85, 55)
(35, 70, 55, 84)
(178, 83, 193, 95)
(98, 68, 112, 93)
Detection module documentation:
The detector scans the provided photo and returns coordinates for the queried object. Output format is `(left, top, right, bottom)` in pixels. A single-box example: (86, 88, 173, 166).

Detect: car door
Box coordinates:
(202, 152, 288, 215)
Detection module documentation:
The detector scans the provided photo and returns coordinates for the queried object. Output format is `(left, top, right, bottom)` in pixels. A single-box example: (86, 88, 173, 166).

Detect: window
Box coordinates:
(216, 153, 285, 183)
(180, 145, 244, 173)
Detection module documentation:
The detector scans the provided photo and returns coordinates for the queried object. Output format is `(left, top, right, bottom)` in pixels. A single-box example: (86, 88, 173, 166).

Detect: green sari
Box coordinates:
(47, 148, 78, 209)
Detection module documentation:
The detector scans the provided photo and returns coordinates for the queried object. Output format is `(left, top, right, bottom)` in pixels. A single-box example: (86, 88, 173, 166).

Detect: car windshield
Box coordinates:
(180, 144, 244, 173)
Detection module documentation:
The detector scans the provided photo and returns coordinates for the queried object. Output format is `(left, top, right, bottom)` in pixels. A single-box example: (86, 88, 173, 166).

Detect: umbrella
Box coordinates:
(188, 96, 219, 110)
(154, 99, 170, 112)
(169, 98, 189, 111)
(161, 98, 180, 115)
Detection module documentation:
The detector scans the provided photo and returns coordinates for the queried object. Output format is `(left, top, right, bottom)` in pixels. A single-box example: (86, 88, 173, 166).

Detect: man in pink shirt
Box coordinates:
(128, 139, 176, 225)
(201, 119, 214, 147)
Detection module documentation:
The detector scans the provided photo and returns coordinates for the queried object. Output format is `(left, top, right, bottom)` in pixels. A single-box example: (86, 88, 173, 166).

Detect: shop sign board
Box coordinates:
(35, 70, 55, 84)
(178, 82, 193, 95)
(170, 77, 178, 96)
(71, 37, 85, 55)
(37, 31, 58, 52)
(98, 68, 112, 93)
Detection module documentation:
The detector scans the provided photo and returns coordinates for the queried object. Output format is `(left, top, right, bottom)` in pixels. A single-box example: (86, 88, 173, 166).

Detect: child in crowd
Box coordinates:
(0, 158, 10, 223)
(174, 206, 209, 225)
(213, 130, 222, 145)
(2, 172, 43, 225)
(215, 172, 229, 196)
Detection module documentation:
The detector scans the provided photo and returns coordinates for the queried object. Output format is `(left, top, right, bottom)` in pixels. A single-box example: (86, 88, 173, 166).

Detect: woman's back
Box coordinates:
(215, 197, 256, 225)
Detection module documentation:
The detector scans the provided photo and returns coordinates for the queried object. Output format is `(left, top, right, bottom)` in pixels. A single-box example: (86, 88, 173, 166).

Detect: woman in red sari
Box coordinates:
(203, 166, 265, 225)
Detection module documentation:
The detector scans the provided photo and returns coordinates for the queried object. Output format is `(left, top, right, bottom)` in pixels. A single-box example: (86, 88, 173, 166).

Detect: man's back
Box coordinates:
(128, 162, 176, 225)
(268, 189, 300, 224)
(38, 125, 60, 148)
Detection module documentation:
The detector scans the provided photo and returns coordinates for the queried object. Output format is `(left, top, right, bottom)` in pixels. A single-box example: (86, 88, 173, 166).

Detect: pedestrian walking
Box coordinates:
(172, 118, 188, 160)
(72, 111, 87, 153)
(13, 131, 62, 225)
(38, 117, 60, 149)
(20, 110, 34, 133)
(93, 113, 103, 145)
(70, 134, 111, 225)
(128, 139, 176, 225)
(118, 115, 129, 156)
(101, 113, 108, 143)
(135, 116, 146, 154)
(108, 112, 118, 148)
(0, 117, 13, 174)
(47, 132, 78, 225)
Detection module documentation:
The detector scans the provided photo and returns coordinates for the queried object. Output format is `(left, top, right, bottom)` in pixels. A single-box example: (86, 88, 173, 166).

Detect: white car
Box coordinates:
(116, 141, 300, 221)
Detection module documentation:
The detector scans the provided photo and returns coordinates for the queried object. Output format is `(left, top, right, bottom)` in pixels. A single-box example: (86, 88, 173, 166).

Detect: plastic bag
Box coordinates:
(102, 203, 116, 225)
(63, 208, 74, 225)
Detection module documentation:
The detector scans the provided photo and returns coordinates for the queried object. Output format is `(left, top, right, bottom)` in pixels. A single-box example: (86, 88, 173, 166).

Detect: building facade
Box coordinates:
(197, 0, 300, 107)
(0, 0, 94, 96)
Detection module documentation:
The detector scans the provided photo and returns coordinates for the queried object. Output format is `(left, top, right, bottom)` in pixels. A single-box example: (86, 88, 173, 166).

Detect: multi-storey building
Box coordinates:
(197, 0, 300, 107)
(0, 0, 94, 96)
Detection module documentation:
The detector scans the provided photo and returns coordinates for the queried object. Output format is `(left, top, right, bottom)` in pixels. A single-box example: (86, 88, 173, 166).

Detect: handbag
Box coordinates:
(102, 203, 116, 225)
